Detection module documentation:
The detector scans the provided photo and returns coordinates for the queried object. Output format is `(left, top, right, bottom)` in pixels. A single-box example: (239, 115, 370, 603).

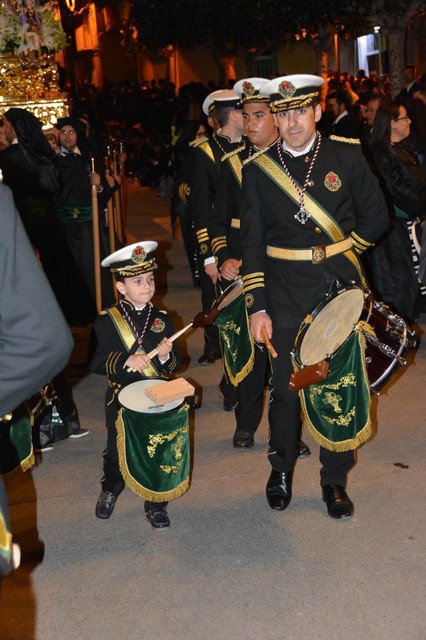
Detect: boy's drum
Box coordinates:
(116, 379, 190, 501)
(292, 285, 416, 394)
(118, 379, 184, 413)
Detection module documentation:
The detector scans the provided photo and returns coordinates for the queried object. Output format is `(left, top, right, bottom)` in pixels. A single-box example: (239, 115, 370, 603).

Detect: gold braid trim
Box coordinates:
(329, 135, 361, 145)
(189, 136, 208, 147)
(221, 144, 246, 161)
(242, 137, 279, 166)
(0, 512, 12, 558)
(222, 346, 255, 387)
(115, 407, 190, 502)
(196, 140, 215, 163)
(254, 153, 366, 285)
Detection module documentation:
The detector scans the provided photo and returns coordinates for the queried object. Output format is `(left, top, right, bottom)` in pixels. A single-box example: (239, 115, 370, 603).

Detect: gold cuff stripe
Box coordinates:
(351, 231, 373, 248)
(244, 283, 265, 292)
(196, 229, 209, 241)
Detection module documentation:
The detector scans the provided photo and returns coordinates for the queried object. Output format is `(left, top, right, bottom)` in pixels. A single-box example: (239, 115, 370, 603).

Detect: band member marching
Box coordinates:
(240, 75, 388, 518)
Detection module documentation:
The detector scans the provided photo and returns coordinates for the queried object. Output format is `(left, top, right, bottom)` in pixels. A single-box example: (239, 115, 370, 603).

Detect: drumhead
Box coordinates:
(118, 380, 183, 414)
(298, 287, 365, 366)
(215, 277, 243, 311)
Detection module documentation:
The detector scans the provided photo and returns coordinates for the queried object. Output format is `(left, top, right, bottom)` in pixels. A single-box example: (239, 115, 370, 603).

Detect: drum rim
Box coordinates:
(213, 277, 243, 310)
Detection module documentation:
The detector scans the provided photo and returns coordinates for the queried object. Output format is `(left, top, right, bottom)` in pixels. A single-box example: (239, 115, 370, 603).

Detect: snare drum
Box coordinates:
(293, 285, 416, 394)
(118, 379, 184, 414)
(116, 380, 190, 501)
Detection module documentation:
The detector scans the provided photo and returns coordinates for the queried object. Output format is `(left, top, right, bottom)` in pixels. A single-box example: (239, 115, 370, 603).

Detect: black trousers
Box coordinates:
(267, 326, 355, 486)
(196, 253, 221, 356)
(235, 345, 269, 433)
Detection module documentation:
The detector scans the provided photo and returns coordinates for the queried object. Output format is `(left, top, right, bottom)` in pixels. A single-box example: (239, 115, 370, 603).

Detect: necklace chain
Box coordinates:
(212, 134, 228, 156)
(276, 132, 322, 224)
(120, 301, 153, 350)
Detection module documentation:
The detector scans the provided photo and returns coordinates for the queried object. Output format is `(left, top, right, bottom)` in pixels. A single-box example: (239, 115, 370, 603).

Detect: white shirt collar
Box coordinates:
(282, 134, 316, 157)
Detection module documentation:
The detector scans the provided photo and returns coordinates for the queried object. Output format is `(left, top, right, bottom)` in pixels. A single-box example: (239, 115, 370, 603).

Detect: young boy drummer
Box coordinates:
(89, 240, 188, 528)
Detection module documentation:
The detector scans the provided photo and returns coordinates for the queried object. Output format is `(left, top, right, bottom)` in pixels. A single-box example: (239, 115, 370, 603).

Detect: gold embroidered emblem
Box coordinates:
(324, 171, 341, 192)
(245, 293, 254, 308)
(278, 80, 296, 98)
(151, 318, 165, 333)
(242, 80, 256, 96)
(131, 245, 147, 263)
(200, 243, 208, 254)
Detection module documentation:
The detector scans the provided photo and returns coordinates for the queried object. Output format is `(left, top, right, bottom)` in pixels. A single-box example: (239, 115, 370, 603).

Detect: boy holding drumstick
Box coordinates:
(89, 241, 185, 528)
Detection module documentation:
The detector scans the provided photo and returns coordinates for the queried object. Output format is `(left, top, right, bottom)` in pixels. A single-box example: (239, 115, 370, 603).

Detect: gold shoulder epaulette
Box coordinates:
(329, 135, 361, 145)
(189, 136, 209, 148)
(159, 309, 167, 315)
(242, 138, 278, 166)
(221, 144, 246, 162)
(242, 147, 268, 166)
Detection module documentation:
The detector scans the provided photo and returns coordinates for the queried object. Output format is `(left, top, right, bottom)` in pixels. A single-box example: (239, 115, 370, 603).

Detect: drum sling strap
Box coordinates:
(107, 308, 190, 502)
(254, 154, 372, 452)
(106, 307, 159, 378)
(253, 154, 366, 285)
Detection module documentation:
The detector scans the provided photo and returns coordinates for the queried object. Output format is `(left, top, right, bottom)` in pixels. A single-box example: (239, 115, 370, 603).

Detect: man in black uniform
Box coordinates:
(240, 75, 388, 519)
(209, 77, 309, 455)
(191, 89, 245, 408)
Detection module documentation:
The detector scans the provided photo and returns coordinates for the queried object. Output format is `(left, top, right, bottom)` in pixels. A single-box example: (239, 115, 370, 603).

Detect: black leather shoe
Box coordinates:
(223, 395, 238, 411)
(266, 469, 293, 511)
(322, 484, 354, 519)
(297, 439, 311, 458)
(198, 352, 217, 365)
(233, 430, 255, 449)
(96, 491, 120, 519)
(145, 501, 170, 529)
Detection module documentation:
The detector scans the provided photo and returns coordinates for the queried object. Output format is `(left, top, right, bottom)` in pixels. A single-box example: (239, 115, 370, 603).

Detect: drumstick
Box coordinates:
(262, 328, 278, 358)
(146, 323, 194, 359)
(126, 324, 194, 371)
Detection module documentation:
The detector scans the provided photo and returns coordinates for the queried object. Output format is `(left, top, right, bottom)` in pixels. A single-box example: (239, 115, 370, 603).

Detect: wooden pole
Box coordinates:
(119, 142, 127, 235)
(91, 157, 102, 314)
(112, 150, 124, 244)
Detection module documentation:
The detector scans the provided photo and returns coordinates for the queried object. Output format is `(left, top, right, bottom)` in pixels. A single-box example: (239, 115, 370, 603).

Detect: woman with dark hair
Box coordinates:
(363, 101, 426, 321)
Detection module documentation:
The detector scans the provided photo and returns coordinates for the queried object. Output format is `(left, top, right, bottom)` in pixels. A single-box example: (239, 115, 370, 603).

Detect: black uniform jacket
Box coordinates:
(190, 134, 242, 260)
(209, 140, 250, 266)
(240, 136, 389, 328)
(89, 299, 181, 404)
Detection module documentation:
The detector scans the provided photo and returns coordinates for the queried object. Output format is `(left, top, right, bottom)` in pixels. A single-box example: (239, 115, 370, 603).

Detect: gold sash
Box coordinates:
(254, 154, 365, 283)
(107, 307, 159, 378)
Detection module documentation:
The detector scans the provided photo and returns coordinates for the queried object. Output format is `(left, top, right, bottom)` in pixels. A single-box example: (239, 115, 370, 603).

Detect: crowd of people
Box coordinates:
(1, 63, 426, 574)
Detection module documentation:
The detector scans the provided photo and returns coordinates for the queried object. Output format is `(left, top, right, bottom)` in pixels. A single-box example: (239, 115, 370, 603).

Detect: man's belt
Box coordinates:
(231, 218, 240, 229)
(266, 237, 353, 265)
(55, 206, 92, 222)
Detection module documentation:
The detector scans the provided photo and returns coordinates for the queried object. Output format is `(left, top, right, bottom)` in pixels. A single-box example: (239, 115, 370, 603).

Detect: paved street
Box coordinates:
(1, 183, 425, 640)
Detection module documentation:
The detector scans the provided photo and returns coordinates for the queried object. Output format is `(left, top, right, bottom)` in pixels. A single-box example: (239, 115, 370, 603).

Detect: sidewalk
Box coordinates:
(1, 182, 425, 640)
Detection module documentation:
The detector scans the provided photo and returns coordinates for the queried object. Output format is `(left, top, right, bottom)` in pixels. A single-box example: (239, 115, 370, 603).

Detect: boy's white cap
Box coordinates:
(101, 241, 158, 276)
(261, 74, 324, 112)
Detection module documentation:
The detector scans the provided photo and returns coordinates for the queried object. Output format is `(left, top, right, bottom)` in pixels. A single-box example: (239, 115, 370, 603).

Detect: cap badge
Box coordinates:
(131, 246, 147, 263)
(278, 81, 296, 99)
(242, 81, 256, 96)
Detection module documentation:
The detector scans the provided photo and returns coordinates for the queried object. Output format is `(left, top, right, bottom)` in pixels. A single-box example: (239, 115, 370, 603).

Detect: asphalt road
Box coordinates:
(1, 183, 425, 640)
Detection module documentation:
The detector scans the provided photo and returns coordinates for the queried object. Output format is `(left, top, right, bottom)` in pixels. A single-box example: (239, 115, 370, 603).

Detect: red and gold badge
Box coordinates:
(324, 171, 342, 192)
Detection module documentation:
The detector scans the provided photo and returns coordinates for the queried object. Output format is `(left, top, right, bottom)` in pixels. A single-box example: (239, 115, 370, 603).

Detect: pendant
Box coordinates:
(294, 207, 310, 224)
